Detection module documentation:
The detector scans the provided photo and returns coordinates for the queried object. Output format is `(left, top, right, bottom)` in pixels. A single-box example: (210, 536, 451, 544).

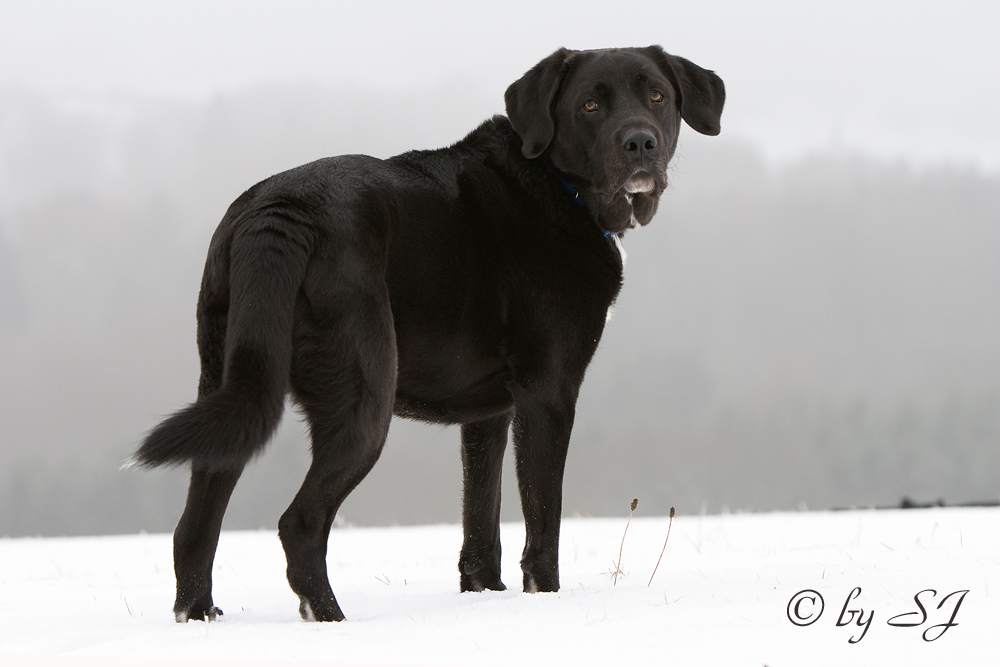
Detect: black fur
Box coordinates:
(135, 46, 724, 622)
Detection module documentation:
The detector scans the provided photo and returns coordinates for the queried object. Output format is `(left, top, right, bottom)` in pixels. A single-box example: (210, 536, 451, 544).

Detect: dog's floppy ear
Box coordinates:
(505, 48, 572, 158)
(645, 46, 725, 136)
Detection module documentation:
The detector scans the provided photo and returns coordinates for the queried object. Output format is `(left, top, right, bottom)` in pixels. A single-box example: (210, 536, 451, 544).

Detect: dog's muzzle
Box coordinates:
(623, 173, 656, 194)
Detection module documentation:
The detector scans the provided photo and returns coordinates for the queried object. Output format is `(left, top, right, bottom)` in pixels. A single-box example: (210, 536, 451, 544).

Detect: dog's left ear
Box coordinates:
(645, 46, 725, 136)
(505, 48, 573, 158)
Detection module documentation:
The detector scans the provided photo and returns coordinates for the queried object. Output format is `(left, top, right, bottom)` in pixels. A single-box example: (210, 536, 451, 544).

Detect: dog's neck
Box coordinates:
(538, 154, 620, 239)
(540, 154, 585, 207)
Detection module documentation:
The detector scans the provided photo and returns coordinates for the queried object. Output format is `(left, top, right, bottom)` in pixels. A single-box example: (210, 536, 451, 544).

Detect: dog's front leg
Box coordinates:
(459, 415, 512, 592)
(511, 396, 575, 593)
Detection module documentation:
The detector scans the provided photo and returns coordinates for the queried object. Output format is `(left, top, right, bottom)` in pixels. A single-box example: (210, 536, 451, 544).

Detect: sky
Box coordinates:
(1, 0, 999, 168)
(0, 1, 998, 536)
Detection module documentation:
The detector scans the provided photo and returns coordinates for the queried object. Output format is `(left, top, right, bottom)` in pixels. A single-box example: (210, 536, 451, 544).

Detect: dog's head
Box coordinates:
(505, 46, 724, 234)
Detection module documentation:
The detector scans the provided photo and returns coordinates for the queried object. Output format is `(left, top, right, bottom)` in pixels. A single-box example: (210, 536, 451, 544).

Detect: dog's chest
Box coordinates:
(388, 231, 621, 424)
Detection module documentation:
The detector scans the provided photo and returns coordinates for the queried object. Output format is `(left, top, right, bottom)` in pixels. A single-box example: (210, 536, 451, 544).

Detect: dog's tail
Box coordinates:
(132, 210, 314, 471)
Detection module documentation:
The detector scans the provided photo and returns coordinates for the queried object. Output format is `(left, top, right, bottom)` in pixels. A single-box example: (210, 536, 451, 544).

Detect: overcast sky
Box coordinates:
(2, 1, 999, 533)
(2, 0, 999, 168)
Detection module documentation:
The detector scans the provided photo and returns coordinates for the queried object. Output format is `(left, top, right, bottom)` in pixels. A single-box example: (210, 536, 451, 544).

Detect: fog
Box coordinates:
(1, 2, 999, 536)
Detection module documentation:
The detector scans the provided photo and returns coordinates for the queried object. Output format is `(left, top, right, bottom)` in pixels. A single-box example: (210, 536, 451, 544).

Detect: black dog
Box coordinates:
(134, 46, 724, 622)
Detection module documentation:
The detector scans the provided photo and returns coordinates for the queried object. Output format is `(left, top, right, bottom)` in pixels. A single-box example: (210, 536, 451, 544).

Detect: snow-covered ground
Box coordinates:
(1, 508, 997, 666)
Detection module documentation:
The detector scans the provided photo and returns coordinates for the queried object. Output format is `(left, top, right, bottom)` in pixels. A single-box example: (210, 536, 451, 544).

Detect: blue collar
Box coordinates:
(554, 171, 586, 208)
(540, 155, 619, 238)
(541, 154, 585, 208)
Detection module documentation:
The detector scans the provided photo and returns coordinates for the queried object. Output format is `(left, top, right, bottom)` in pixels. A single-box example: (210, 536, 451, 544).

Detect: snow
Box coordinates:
(1, 508, 997, 666)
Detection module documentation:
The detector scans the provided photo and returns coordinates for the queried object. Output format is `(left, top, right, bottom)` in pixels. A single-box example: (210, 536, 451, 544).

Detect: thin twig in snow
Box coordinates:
(612, 498, 638, 586)
(648, 507, 675, 587)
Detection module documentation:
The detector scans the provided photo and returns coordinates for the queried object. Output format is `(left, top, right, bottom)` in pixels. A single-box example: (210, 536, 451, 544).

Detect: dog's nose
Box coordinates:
(621, 129, 657, 158)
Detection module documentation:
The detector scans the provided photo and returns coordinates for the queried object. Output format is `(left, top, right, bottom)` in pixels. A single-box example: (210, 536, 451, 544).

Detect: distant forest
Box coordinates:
(1, 85, 998, 537)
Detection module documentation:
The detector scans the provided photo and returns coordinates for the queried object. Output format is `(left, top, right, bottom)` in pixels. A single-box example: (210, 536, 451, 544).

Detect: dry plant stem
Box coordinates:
(648, 506, 675, 587)
(613, 498, 638, 586)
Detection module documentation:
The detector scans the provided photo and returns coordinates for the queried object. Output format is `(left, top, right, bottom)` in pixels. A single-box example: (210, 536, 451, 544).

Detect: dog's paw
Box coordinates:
(461, 578, 507, 592)
(522, 571, 559, 594)
(174, 605, 223, 622)
(298, 595, 345, 622)
(459, 550, 505, 592)
(460, 571, 506, 593)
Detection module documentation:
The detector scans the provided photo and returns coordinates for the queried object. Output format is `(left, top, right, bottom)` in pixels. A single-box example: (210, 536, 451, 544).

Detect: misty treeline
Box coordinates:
(1, 84, 998, 537)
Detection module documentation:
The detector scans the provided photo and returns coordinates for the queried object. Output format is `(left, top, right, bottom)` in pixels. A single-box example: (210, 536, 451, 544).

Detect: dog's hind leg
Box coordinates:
(279, 272, 397, 622)
(173, 267, 243, 623)
(459, 415, 511, 592)
(172, 466, 243, 621)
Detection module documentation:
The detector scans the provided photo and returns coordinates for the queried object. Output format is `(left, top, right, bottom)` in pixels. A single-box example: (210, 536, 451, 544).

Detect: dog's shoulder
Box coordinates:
(384, 115, 524, 197)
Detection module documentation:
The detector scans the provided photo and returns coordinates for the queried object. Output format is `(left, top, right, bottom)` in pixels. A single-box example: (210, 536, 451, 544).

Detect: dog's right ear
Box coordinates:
(505, 48, 572, 159)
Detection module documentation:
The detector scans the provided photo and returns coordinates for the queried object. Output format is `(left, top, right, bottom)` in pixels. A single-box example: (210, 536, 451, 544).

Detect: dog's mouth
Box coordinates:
(623, 173, 656, 195)
(609, 169, 664, 200)
(591, 170, 666, 234)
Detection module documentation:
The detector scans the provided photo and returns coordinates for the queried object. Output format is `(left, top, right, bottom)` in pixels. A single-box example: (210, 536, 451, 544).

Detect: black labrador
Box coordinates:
(134, 46, 724, 622)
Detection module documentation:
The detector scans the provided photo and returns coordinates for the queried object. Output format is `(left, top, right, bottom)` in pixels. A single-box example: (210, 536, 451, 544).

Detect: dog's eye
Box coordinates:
(650, 91, 664, 103)
(583, 99, 598, 112)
